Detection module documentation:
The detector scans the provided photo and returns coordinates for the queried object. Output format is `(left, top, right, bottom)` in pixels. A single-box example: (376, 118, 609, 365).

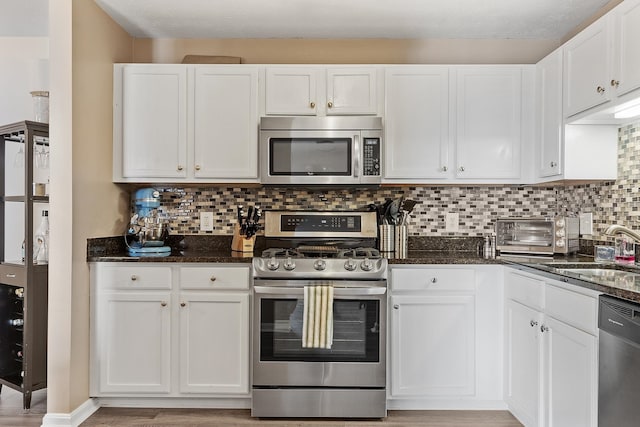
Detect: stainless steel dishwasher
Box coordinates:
(599, 295, 640, 427)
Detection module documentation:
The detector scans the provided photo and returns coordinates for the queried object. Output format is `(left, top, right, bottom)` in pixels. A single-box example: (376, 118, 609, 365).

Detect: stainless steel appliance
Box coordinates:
(252, 210, 387, 418)
(259, 116, 382, 186)
(495, 216, 579, 255)
(598, 295, 640, 427)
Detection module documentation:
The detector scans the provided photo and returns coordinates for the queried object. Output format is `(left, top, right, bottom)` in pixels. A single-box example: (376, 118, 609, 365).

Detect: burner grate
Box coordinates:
(261, 248, 304, 258)
(338, 247, 381, 259)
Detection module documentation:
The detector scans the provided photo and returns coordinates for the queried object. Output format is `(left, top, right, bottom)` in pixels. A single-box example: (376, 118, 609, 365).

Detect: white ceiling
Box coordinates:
(93, 0, 612, 40)
(0, 0, 48, 37)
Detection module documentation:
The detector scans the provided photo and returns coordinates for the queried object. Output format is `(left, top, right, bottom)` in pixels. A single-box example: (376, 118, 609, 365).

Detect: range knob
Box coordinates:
(344, 258, 357, 271)
(267, 257, 280, 271)
(360, 257, 374, 272)
(556, 239, 565, 247)
(556, 218, 565, 227)
(283, 256, 296, 271)
(556, 229, 565, 237)
(313, 259, 327, 271)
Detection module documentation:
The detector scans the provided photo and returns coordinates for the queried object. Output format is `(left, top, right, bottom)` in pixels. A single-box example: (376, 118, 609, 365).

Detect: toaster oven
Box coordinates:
(495, 217, 580, 255)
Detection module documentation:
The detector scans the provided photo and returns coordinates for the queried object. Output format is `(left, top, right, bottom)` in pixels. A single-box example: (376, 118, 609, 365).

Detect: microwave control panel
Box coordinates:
(363, 138, 381, 176)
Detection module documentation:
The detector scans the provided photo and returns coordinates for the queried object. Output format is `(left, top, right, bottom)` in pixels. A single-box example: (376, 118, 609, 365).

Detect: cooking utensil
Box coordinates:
(388, 198, 401, 225)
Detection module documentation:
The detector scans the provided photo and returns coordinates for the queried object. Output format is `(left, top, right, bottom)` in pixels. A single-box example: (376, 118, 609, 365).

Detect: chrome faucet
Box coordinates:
(604, 224, 640, 242)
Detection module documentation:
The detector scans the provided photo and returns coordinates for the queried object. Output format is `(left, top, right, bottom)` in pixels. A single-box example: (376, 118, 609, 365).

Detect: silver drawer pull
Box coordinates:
(6, 274, 16, 278)
(530, 320, 538, 327)
(393, 304, 399, 309)
(161, 301, 167, 307)
(430, 277, 437, 283)
(180, 302, 186, 307)
(210, 276, 216, 282)
(131, 275, 138, 281)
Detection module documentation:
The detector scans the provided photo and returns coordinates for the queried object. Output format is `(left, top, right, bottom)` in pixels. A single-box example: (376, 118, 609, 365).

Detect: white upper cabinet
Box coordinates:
(613, 0, 640, 99)
(119, 65, 188, 179)
(563, 19, 612, 118)
(536, 49, 563, 179)
(193, 66, 258, 179)
(384, 66, 450, 180)
(454, 66, 523, 180)
(114, 64, 259, 183)
(264, 66, 379, 116)
(564, 0, 640, 119)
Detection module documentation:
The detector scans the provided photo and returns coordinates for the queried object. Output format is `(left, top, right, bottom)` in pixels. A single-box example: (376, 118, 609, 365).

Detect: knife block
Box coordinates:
(231, 223, 256, 253)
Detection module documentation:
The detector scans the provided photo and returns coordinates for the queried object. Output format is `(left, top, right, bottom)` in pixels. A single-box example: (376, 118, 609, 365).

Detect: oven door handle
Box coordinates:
(253, 286, 387, 296)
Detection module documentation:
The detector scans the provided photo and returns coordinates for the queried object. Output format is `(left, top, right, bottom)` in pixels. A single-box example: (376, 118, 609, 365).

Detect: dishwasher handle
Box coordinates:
(599, 295, 640, 345)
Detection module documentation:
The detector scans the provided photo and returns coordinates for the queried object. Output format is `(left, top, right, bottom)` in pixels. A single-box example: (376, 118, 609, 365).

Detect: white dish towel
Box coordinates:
(302, 285, 334, 349)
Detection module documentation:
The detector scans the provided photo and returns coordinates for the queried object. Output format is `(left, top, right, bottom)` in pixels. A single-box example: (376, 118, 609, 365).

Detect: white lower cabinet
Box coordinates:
(389, 265, 504, 409)
(90, 263, 250, 398)
(504, 269, 599, 427)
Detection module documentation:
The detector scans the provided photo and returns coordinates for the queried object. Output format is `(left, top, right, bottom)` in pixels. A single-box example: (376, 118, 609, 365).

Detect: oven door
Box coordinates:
(253, 280, 386, 388)
(260, 130, 360, 185)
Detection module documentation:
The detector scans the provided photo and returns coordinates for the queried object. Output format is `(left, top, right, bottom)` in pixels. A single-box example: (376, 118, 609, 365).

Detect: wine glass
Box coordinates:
(13, 144, 24, 168)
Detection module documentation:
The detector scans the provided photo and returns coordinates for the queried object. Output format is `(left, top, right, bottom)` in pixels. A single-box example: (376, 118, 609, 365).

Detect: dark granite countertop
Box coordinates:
(87, 235, 640, 302)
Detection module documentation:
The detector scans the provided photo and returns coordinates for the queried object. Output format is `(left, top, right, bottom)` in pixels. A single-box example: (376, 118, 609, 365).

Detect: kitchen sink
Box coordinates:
(553, 267, 640, 289)
(555, 268, 640, 279)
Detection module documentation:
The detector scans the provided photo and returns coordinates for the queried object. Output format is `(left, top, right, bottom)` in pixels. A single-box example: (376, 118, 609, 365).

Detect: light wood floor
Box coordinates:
(0, 388, 523, 427)
(80, 408, 523, 427)
(0, 387, 46, 427)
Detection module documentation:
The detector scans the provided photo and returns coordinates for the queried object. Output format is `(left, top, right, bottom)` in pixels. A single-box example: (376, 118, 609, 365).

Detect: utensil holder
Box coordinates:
(395, 225, 408, 258)
(379, 224, 395, 253)
(231, 223, 256, 253)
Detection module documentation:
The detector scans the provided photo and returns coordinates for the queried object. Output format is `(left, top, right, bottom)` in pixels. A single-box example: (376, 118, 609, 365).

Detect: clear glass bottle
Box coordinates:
(33, 210, 49, 264)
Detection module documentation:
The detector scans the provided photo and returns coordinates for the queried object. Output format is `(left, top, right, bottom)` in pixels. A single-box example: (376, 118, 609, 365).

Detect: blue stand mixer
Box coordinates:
(126, 188, 171, 256)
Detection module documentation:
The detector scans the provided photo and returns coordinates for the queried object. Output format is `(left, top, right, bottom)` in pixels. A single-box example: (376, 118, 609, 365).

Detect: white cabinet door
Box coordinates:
(384, 67, 450, 179)
(563, 19, 612, 117)
(391, 294, 475, 397)
(265, 67, 319, 115)
(179, 292, 249, 394)
(506, 299, 542, 427)
(326, 67, 377, 115)
(613, 0, 640, 98)
(193, 66, 258, 179)
(543, 317, 597, 427)
(120, 65, 187, 178)
(455, 67, 522, 179)
(536, 49, 563, 178)
(97, 292, 172, 394)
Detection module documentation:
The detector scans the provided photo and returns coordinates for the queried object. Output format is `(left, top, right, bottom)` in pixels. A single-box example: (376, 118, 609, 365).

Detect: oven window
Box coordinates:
(259, 298, 380, 362)
(269, 138, 352, 176)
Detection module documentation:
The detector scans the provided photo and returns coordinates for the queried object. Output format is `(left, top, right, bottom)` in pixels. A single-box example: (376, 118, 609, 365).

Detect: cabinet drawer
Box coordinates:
(97, 265, 172, 290)
(545, 284, 597, 334)
(0, 264, 26, 287)
(180, 266, 249, 290)
(506, 271, 544, 310)
(391, 268, 475, 292)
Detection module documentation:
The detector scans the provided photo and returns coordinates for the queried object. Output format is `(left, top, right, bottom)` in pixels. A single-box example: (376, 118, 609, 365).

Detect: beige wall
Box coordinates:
(133, 38, 560, 64)
(47, 0, 132, 414)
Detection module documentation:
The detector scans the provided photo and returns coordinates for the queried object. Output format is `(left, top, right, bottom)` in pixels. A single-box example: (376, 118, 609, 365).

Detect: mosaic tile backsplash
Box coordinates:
(144, 121, 639, 239)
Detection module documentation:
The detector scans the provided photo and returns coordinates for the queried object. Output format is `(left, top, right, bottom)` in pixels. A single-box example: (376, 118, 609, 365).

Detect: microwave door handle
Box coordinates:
(353, 134, 360, 178)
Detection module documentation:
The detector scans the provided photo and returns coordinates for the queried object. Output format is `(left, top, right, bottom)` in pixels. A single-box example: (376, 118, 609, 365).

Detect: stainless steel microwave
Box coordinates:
(495, 216, 580, 255)
(259, 116, 382, 186)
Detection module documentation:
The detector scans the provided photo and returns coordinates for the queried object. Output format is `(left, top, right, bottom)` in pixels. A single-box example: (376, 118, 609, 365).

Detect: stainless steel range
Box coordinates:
(251, 210, 387, 418)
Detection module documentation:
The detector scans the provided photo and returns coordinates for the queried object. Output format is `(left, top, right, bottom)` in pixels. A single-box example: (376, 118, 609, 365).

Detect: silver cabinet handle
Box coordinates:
(597, 86, 605, 94)
(177, 165, 184, 171)
(310, 102, 316, 109)
(430, 277, 438, 283)
(541, 325, 549, 333)
(393, 304, 399, 309)
(195, 164, 201, 171)
(611, 79, 620, 87)
(210, 276, 217, 282)
(160, 301, 167, 307)
(550, 161, 557, 168)
(6, 274, 16, 278)
(327, 101, 333, 108)
(131, 275, 138, 281)
(530, 320, 538, 327)
(459, 166, 465, 172)
(442, 166, 448, 172)
(180, 302, 186, 307)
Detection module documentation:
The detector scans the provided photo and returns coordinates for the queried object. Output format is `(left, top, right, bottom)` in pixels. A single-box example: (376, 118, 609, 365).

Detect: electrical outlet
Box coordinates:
(200, 212, 214, 232)
(579, 212, 593, 236)
(445, 212, 459, 232)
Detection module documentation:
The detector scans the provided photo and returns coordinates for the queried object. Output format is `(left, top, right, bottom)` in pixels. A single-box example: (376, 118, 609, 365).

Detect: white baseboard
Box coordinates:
(387, 399, 508, 410)
(96, 397, 251, 409)
(41, 398, 100, 427)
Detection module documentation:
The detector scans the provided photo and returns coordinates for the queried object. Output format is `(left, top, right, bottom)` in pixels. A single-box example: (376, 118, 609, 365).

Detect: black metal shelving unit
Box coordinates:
(0, 121, 48, 409)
